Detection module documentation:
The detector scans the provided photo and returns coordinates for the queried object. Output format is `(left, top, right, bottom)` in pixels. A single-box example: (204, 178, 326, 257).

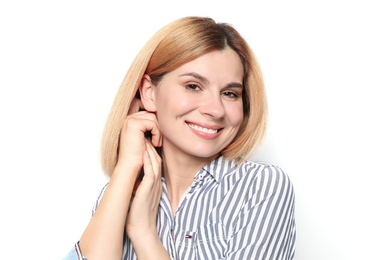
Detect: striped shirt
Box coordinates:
(66, 156, 296, 260)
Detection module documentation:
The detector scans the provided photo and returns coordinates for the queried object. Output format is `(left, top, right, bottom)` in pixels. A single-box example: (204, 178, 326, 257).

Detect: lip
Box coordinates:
(186, 121, 223, 140)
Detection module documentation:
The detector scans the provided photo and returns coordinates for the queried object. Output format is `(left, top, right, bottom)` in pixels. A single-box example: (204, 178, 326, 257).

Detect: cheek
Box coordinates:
(226, 104, 244, 126)
(155, 95, 193, 122)
(158, 95, 194, 114)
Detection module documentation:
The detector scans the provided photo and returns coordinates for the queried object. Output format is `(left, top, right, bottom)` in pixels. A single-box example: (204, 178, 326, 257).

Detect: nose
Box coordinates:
(199, 92, 225, 119)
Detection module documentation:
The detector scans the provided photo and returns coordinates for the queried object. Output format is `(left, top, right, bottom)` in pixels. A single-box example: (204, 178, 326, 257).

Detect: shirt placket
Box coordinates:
(171, 170, 207, 256)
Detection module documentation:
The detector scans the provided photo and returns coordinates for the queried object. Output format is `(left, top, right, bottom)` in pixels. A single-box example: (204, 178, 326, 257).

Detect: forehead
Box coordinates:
(166, 48, 244, 84)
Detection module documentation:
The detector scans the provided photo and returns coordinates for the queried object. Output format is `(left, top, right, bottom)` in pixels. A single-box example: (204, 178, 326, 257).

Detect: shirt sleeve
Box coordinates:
(225, 165, 296, 260)
(62, 242, 86, 260)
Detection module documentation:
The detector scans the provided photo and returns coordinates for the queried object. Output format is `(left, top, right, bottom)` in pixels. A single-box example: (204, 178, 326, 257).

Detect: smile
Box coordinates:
(187, 123, 219, 134)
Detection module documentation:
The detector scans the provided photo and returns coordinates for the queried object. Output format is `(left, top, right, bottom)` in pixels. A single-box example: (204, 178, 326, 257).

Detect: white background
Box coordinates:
(1, 1, 389, 259)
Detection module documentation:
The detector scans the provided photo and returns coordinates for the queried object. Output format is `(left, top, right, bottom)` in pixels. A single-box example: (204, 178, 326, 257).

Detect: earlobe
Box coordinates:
(139, 74, 157, 112)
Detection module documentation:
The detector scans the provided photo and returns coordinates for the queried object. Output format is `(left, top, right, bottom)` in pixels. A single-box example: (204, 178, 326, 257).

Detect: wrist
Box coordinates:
(130, 231, 164, 254)
(113, 160, 143, 179)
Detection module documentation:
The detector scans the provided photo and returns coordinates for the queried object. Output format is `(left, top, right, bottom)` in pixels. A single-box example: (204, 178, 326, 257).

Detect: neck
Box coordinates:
(161, 147, 217, 214)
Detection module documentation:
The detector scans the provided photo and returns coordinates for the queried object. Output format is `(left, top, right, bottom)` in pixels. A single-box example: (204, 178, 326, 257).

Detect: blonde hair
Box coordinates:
(101, 16, 267, 176)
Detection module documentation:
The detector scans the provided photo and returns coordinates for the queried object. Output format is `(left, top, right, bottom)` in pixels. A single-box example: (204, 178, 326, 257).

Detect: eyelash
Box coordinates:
(222, 91, 240, 99)
(186, 84, 201, 91)
(185, 84, 241, 99)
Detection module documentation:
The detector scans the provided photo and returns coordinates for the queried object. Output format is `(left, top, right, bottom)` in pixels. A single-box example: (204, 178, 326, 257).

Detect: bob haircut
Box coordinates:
(100, 16, 267, 176)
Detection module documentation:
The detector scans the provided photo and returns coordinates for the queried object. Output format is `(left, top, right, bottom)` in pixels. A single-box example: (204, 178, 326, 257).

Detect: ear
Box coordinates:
(139, 74, 157, 112)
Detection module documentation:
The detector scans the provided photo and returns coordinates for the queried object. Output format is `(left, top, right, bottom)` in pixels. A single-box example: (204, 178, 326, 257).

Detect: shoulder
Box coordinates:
(238, 160, 290, 179)
(237, 160, 295, 198)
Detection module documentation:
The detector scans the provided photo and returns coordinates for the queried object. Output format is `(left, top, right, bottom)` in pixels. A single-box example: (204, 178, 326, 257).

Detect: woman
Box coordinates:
(64, 16, 296, 259)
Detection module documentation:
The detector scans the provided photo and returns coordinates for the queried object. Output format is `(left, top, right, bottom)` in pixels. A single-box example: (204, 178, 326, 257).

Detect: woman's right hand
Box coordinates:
(78, 98, 163, 260)
(115, 98, 163, 173)
(117, 99, 167, 257)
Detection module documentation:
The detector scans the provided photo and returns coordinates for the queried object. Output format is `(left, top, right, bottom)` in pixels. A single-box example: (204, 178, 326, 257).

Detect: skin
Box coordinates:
(79, 47, 244, 259)
(141, 47, 244, 212)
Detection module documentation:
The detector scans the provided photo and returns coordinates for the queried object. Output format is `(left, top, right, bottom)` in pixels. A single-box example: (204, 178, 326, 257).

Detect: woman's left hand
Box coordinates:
(126, 138, 162, 240)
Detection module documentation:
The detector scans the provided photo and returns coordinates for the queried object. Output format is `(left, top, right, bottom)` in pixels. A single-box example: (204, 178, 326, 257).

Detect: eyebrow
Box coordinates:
(179, 72, 209, 84)
(179, 72, 243, 89)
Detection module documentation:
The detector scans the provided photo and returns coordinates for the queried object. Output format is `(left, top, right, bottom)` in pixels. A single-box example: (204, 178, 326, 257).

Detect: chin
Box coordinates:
(189, 150, 221, 160)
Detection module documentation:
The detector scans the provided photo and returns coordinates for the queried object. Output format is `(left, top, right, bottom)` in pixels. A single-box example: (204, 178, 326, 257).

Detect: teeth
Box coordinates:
(188, 123, 218, 134)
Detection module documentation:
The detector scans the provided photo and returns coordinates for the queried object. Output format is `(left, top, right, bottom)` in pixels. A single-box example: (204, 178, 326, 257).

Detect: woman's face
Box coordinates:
(153, 47, 244, 161)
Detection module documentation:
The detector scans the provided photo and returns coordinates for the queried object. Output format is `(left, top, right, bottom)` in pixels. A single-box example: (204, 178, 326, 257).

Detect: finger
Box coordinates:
(145, 140, 161, 178)
(145, 117, 162, 147)
(139, 150, 154, 190)
(143, 144, 163, 201)
(151, 131, 162, 147)
(125, 112, 162, 147)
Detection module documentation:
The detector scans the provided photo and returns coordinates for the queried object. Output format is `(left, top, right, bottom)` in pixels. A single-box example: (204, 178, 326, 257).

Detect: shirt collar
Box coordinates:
(201, 156, 237, 183)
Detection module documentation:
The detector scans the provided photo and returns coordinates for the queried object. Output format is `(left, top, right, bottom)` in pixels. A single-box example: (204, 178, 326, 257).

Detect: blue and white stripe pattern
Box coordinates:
(119, 156, 296, 259)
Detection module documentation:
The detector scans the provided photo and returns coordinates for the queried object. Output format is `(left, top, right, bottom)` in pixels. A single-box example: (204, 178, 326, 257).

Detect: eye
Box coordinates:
(222, 90, 240, 100)
(186, 84, 201, 91)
